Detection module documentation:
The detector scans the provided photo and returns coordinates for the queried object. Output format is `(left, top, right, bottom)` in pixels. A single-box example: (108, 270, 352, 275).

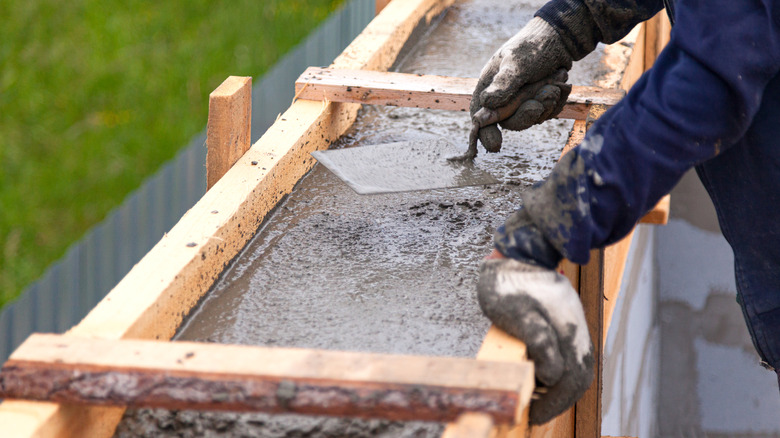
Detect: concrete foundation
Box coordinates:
(114, 0, 608, 435)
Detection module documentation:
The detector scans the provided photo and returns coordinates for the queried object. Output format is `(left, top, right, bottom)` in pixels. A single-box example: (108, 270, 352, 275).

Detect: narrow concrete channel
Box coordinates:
(115, 0, 607, 435)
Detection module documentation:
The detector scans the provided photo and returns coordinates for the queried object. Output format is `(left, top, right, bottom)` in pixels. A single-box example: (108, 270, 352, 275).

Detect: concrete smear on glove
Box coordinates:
(115, 0, 606, 436)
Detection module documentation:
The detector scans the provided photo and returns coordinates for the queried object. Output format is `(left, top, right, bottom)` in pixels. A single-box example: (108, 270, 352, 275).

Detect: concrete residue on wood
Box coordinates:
(116, 0, 608, 435)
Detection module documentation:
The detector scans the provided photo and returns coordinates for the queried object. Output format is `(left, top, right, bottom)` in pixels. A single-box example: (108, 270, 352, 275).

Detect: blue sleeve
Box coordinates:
(500, 0, 780, 265)
(536, 0, 664, 59)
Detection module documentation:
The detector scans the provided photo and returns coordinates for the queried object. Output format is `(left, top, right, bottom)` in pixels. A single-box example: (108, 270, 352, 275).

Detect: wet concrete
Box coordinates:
(116, 0, 607, 435)
(311, 140, 499, 194)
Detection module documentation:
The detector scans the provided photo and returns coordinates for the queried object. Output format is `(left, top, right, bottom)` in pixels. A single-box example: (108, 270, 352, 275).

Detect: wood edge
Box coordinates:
(209, 76, 251, 98)
(0, 0, 456, 437)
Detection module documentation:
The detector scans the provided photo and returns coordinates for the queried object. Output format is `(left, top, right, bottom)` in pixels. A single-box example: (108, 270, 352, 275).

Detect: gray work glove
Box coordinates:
(477, 256, 594, 425)
(471, 17, 574, 153)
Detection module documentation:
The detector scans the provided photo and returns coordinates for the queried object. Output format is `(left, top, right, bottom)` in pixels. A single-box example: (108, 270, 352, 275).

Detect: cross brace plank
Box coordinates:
(0, 334, 534, 425)
(295, 67, 626, 120)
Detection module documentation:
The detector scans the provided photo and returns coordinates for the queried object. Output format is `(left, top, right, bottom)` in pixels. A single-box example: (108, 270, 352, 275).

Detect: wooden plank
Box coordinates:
(574, 104, 608, 438)
(295, 67, 626, 120)
(0, 1, 457, 436)
(644, 10, 672, 71)
(642, 195, 670, 225)
(602, 230, 635, 348)
(620, 25, 646, 93)
(0, 334, 533, 424)
(575, 248, 604, 438)
(447, 413, 495, 438)
(643, 12, 660, 71)
(376, 0, 393, 15)
(206, 76, 252, 190)
(441, 327, 530, 438)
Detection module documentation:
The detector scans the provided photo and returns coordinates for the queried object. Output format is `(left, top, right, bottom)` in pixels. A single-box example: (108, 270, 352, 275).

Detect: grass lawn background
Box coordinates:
(0, 0, 346, 308)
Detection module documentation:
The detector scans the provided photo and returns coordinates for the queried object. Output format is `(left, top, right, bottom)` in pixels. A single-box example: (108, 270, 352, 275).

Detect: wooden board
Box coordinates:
(0, 334, 533, 424)
(376, 0, 393, 15)
(447, 413, 495, 438)
(575, 248, 604, 438)
(296, 67, 626, 120)
(206, 76, 252, 190)
(0, 1, 456, 436)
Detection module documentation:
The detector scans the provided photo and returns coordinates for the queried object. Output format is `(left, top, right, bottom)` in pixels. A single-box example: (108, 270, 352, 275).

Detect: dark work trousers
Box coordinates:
(696, 73, 780, 372)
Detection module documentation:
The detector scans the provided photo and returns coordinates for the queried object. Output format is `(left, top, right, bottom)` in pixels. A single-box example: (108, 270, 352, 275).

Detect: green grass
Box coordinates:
(0, 0, 346, 308)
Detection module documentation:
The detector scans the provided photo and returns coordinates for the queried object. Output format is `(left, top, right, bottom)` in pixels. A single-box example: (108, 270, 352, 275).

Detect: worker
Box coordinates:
(471, 0, 780, 425)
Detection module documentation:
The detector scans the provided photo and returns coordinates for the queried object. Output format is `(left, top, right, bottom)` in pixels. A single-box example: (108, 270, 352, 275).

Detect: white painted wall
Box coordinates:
(602, 224, 660, 437)
(655, 170, 780, 437)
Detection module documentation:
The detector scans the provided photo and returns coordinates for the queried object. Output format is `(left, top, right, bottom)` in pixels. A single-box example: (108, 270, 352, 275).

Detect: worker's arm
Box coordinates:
(478, 0, 780, 426)
(470, 0, 664, 153)
(500, 0, 780, 265)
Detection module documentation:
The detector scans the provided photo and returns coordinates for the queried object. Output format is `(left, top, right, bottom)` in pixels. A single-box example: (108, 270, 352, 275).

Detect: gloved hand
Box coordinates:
(471, 17, 574, 153)
(477, 251, 594, 425)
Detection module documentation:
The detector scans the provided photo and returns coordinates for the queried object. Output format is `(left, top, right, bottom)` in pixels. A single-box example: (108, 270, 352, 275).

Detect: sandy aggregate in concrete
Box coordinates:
(116, 0, 605, 435)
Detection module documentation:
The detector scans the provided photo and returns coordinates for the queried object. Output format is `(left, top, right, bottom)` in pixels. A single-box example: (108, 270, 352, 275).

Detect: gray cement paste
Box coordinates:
(115, 0, 606, 436)
(311, 139, 499, 194)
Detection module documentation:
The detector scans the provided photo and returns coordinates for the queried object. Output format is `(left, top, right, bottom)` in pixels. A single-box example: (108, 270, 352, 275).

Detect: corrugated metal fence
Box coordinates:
(0, 0, 375, 362)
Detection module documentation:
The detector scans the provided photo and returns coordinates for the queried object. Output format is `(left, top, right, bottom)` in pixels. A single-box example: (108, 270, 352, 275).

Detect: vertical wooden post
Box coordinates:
(206, 76, 252, 190)
(643, 10, 672, 72)
(575, 248, 604, 438)
(376, 0, 392, 15)
(643, 13, 660, 71)
(573, 104, 608, 438)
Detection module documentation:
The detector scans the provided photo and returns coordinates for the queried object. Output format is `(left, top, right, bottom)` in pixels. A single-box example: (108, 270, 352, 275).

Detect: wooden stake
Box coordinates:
(1, 334, 533, 424)
(207, 76, 252, 190)
(575, 248, 604, 438)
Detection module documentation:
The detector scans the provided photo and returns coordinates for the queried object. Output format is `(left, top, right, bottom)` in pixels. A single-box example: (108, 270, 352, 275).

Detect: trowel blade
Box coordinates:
(311, 139, 499, 195)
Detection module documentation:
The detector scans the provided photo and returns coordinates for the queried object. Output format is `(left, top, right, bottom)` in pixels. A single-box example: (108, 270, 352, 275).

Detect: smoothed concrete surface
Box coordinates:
(115, 0, 611, 436)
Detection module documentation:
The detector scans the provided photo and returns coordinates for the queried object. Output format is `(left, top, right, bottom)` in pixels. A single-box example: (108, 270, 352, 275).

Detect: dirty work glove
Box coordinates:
(477, 253, 594, 425)
(471, 17, 574, 153)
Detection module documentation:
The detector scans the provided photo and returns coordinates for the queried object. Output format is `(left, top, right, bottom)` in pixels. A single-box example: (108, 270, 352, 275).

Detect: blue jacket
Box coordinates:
(497, 0, 780, 369)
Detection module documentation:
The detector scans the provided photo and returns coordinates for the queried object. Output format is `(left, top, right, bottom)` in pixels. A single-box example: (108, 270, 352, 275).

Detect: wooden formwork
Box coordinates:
(0, 2, 671, 437)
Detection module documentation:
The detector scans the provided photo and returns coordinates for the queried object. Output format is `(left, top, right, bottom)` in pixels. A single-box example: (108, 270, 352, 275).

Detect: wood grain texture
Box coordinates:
(0, 1, 456, 436)
(530, 407, 575, 438)
(444, 413, 495, 438)
(206, 76, 252, 190)
(295, 67, 626, 120)
(1, 335, 532, 424)
(575, 248, 604, 438)
(441, 326, 531, 438)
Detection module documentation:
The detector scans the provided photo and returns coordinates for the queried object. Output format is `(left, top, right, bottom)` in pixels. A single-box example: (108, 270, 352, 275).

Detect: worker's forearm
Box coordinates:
(535, 0, 664, 60)
(501, 0, 780, 265)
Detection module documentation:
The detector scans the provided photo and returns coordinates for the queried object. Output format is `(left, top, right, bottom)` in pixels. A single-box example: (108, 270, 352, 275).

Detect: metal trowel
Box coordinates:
(311, 139, 499, 195)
